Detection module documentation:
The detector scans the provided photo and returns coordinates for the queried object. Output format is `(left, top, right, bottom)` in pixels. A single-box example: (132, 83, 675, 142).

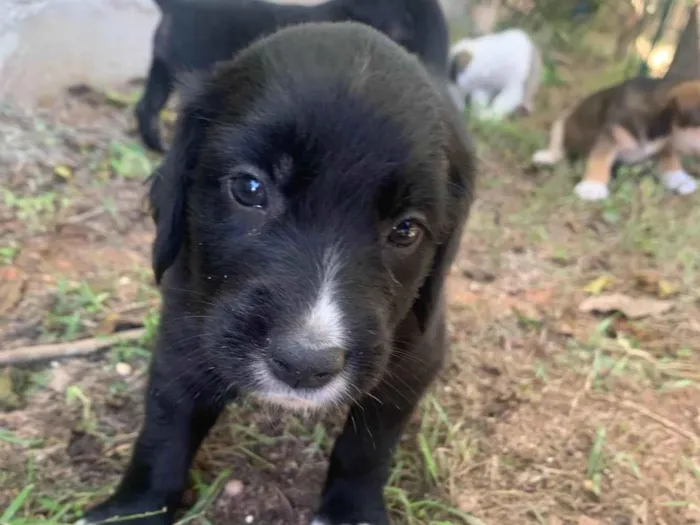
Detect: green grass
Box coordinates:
(585, 426, 607, 498)
(105, 141, 153, 181)
(0, 241, 19, 265)
(2, 190, 65, 231)
(43, 280, 112, 342)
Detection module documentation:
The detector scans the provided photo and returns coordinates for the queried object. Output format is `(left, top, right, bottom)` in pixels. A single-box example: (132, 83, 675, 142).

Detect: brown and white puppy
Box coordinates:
(532, 77, 700, 201)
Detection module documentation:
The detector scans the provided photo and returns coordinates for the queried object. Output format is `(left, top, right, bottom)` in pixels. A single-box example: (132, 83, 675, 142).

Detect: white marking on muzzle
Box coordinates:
(252, 362, 350, 411)
(301, 249, 346, 349)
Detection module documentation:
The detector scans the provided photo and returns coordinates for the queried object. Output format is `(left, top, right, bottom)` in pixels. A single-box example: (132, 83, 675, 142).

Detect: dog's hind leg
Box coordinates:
(482, 83, 525, 120)
(532, 113, 568, 166)
(658, 143, 698, 195)
(136, 57, 174, 153)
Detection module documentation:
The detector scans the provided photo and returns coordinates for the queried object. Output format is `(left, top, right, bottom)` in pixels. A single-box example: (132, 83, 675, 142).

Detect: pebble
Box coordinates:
(224, 479, 244, 498)
(115, 362, 132, 377)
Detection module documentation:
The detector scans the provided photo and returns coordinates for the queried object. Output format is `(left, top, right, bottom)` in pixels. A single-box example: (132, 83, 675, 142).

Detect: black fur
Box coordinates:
(82, 22, 474, 525)
(135, 0, 450, 152)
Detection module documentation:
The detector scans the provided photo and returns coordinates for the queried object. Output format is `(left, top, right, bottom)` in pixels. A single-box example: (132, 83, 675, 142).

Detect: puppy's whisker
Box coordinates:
(169, 315, 217, 322)
(390, 346, 429, 365)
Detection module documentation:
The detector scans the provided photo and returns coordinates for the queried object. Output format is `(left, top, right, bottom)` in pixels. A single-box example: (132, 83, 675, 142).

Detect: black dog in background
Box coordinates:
(136, 0, 451, 152)
(80, 21, 474, 525)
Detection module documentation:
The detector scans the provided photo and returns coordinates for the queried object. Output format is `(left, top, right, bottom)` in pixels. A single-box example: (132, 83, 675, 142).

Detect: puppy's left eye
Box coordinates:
(228, 173, 268, 208)
(388, 217, 424, 247)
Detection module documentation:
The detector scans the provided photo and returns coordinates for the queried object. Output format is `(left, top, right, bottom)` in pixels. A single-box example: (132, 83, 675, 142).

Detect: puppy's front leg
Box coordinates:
(314, 341, 443, 525)
(658, 143, 698, 195)
(575, 136, 618, 201)
(81, 360, 226, 525)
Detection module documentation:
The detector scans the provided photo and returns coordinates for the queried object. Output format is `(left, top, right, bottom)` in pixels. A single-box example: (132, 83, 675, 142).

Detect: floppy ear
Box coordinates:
(412, 104, 475, 331)
(149, 72, 221, 284)
(662, 80, 700, 128)
(448, 49, 472, 83)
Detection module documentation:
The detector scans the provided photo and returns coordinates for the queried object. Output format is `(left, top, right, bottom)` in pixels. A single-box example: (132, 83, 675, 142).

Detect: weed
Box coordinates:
(585, 426, 607, 497)
(2, 189, 62, 231)
(66, 385, 95, 433)
(683, 457, 700, 484)
(43, 280, 111, 341)
(2, 484, 35, 524)
(0, 429, 43, 449)
(472, 118, 545, 160)
(179, 470, 232, 524)
(106, 141, 152, 180)
(0, 241, 18, 265)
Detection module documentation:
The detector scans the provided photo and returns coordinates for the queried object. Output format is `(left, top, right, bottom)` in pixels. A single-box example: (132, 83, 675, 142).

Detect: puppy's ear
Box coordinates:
(149, 72, 221, 284)
(412, 106, 475, 331)
(449, 50, 472, 83)
(664, 80, 700, 128)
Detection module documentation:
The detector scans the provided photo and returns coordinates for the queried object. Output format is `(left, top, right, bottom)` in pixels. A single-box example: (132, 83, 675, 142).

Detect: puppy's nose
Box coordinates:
(267, 344, 344, 389)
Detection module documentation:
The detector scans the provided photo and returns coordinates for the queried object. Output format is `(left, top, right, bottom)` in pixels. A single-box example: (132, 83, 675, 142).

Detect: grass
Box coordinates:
(0, 242, 19, 265)
(104, 140, 153, 181)
(43, 280, 112, 342)
(2, 189, 64, 232)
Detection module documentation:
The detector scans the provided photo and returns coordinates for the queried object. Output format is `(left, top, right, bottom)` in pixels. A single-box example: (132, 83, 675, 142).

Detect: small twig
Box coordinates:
(112, 301, 154, 316)
(600, 338, 700, 381)
(569, 350, 599, 415)
(59, 206, 105, 225)
(0, 328, 146, 366)
(620, 399, 700, 446)
(563, 389, 700, 446)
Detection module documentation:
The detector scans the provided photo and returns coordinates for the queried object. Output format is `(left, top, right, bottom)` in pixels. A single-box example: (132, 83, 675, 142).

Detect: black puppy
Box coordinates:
(81, 21, 474, 525)
(136, 0, 450, 152)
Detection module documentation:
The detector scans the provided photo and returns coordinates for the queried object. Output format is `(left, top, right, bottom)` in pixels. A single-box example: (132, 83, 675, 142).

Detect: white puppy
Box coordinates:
(449, 28, 542, 119)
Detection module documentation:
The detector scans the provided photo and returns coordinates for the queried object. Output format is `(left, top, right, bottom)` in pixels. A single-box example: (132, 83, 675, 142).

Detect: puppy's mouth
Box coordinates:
(249, 361, 353, 412)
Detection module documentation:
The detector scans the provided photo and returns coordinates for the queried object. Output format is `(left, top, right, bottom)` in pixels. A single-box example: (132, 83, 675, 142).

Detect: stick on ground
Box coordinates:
(0, 328, 146, 366)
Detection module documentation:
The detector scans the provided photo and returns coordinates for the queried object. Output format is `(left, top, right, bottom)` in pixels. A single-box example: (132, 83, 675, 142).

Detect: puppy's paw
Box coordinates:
(574, 181, 609, 201)
(532, 149, 560, 166)
(662, 169, 698, 195)
(314, 481, 388, 525)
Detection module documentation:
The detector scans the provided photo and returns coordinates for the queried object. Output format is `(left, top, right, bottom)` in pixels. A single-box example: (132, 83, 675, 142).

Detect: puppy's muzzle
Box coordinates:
(267, 340, 345, 390)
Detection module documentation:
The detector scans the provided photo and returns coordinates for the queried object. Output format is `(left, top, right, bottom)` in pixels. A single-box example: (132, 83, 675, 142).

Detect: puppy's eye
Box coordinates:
(229, 174, 267, 208)
(388, 218, 424, 247)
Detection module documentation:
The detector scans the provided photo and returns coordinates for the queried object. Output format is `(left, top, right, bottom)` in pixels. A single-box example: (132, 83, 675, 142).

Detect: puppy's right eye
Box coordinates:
(228, 173, 268, 208)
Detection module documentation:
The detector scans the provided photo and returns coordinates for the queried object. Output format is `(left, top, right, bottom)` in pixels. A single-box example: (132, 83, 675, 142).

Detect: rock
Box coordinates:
(224, 479, 244, 498)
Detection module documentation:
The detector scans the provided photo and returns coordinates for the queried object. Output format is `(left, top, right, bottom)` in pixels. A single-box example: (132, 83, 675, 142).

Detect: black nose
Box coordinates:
(267, 344, 345, 390)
